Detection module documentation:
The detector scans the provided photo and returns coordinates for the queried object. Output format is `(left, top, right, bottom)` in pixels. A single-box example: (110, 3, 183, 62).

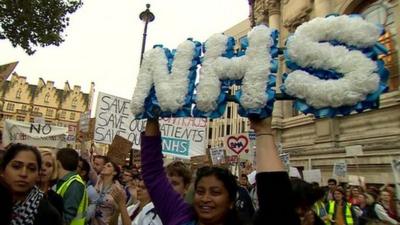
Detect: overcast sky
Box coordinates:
(0, 0, 249, 109)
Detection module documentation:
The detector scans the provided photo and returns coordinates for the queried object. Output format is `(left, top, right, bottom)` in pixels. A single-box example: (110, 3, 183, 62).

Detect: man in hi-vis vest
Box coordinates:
(56, 148, 88, 225)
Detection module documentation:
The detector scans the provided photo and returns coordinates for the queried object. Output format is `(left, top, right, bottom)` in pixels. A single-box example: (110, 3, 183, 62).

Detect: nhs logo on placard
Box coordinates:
(161, 137, 189, 157)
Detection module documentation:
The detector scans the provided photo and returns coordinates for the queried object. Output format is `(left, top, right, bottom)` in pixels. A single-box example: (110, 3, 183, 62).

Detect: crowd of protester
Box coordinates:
(0, 117, 399, 225)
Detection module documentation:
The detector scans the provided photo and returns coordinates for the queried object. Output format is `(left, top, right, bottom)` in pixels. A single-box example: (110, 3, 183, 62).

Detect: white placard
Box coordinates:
(345, 145, 363, 157)
(3, 119, 67, 148)
(289, 167, 301, 178)
(280, 153, 290, 170)
(348, 175, 365, 186)
(247, 170, 257, 185)
(303, 169, 322, 185)
(209, 147, 225, 165)
(94, 92, 207, 158)
(333, 161, 347, 177)
(79, 111, 90, 132)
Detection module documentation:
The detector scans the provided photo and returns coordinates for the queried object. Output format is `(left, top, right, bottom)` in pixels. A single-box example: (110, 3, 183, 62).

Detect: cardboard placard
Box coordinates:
(107, 135, 133, 166)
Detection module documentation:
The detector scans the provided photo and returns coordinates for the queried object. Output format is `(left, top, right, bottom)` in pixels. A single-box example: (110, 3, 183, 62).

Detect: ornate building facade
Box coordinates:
(0, 71, 94, 131)
(209, 0, 400, 184)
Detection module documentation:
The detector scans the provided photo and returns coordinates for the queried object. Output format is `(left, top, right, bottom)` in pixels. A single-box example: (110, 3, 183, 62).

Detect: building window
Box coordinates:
(4, 115, 13, 120)
(60, 111, 66, 119)
(21, 105, 27, 111)
(227, 106, 232, 119)
(226, 124, 231, 135)
(33, 107, 39, 112)
(6, 103, 15, 111)
(29, 117, 34, 123)
(241, 120, 246, 132)
(17, 116, 25, 121)
(16, 89, 22, 99)
(72, 97, 78, 109)
(44, 93, 50, 103)
(70, 112, 75, 120)
(357, 0, 399, 91)
(46, 108, 53, 117)
(208, 128, 213, 139)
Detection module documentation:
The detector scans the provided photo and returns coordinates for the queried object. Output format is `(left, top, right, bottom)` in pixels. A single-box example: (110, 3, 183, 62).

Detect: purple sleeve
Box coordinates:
(141, 133, 195, 225)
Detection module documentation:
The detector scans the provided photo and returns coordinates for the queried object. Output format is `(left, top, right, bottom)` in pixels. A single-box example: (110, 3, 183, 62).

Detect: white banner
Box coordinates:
(94, 92, 207, 158)
(3, 119, 68, 148)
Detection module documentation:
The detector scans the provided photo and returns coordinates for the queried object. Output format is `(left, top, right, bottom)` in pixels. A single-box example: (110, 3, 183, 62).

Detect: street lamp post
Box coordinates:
(139, 4, 155, 66)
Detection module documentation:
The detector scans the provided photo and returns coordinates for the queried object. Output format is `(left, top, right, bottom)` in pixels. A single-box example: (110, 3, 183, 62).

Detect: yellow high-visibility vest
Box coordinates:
(57, 174, 88, 225)
(327, 200, 354, 225)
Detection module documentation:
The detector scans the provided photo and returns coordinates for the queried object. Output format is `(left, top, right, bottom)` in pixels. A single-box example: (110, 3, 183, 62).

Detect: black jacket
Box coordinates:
(34, 198, 63, 225)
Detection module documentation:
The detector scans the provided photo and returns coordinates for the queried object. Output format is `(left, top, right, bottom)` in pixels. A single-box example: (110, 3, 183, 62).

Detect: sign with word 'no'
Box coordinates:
(224, 133, 250, 155)
(94, 92, 207, 158)
(3, 119, 68, 148)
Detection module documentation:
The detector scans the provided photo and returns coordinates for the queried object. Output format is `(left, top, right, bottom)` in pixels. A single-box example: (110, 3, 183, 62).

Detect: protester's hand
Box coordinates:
(110, 186, 126, 208)
(249, 117, 272, 134)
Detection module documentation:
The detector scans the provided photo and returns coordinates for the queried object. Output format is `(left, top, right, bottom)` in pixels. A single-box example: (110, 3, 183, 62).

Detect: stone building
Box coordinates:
(208, 0, 400, 184)
(0, 72, 95, 131)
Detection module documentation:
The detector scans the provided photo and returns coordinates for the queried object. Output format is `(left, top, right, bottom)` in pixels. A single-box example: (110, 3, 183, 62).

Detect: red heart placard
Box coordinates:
(227, 135, 249, 155)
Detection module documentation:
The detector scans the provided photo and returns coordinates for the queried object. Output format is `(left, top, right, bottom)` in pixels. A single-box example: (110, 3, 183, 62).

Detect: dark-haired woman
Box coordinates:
(0, 143, 62, 225)
(141, 118, 242, 225)
(92, 161, 125, 225)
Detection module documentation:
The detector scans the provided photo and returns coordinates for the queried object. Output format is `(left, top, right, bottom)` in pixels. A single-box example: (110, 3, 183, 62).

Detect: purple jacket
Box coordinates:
(141, 134, 195, 225)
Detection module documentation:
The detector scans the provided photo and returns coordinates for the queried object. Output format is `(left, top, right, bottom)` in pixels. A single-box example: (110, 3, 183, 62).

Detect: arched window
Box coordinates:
(356, 0, 399, 91)
(44, 93, 50, 103)
(16, 89, 22, 99)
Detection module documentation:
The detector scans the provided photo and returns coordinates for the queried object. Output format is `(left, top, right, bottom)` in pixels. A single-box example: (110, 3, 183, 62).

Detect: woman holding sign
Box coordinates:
(142, 117, 327, 225)
(141, 118, 242, 225)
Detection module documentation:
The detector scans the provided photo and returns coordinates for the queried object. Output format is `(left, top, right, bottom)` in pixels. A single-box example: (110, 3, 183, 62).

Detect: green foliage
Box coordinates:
(0, 0, 83, 54)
